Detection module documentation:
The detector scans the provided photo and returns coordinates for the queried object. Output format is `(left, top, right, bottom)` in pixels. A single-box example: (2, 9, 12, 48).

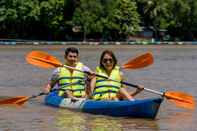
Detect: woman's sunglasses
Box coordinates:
(102, 58, 113, 64)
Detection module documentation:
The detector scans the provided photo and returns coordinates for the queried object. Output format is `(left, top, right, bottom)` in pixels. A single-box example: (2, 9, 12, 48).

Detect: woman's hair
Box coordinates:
(99, 50, 117, 70)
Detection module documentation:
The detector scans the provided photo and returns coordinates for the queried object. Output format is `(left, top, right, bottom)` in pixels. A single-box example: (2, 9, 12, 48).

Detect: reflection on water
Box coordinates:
(55, 110, 87, 131)
(88, 117, 122, 131)
(54, 109, 159, 131)
(0, 45, 197, 131)
(55, 109, 123, 131)
(120, 119, 160, 131)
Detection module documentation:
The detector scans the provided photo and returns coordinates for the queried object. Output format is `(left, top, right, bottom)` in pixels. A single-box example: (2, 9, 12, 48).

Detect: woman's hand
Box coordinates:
(136, 85, 144, 93)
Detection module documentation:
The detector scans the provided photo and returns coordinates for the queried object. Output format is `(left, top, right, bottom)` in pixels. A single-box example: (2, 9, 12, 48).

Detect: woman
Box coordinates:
(90, 50, 143, 101)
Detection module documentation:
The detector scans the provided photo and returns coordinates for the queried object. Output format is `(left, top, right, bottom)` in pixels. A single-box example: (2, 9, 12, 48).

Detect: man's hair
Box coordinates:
(65, 47, 79, 56)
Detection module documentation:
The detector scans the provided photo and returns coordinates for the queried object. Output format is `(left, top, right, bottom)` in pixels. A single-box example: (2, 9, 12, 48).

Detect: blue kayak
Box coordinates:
(44, 92, 163, 119)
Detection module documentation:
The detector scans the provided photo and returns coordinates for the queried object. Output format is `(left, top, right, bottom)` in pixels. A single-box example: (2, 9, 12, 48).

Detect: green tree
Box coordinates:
(137, 0, 171, 39)
(104, 0, 140, 40)
(168, 0, 197, 40)
(40, 0, 65, 39)
(71, 0, 140, 41)
(71, 0, 104, 41)
(0, 0, 40, 38)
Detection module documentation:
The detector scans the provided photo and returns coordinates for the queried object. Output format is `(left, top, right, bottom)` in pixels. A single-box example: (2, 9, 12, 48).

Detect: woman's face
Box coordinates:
(102, 53, 114, 72)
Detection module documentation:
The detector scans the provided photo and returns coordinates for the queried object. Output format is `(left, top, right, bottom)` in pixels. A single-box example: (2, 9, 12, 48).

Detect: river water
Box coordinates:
(0, 45, 197, 131)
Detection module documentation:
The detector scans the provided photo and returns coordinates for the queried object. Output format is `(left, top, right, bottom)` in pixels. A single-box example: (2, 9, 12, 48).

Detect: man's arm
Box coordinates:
(44, 68, 59, 93)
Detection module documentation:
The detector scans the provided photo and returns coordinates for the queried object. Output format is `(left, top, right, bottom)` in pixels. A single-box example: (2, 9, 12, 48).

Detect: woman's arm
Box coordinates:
(119, 72, 144, 100)
(130, 85, 144, 97)
(119, 88, 134, 101)
(119, 73, 135, 100)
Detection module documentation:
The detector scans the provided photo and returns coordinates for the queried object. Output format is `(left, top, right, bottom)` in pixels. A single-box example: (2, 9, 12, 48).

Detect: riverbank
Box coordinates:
(1, 39, 197, 46)
(1, 43, 197, 50)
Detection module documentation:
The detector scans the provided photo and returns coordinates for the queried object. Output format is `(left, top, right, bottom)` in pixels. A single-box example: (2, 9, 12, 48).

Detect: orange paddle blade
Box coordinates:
(122, 52, 153, 69)
(14, 97, 29, 106)
(164, 91, 196, 110)
(26, 51, 63, 68)
(0, 96, 27, 105)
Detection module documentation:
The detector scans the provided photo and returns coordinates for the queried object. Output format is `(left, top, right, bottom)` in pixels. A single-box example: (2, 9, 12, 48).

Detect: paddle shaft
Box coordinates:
(28, 92, 46, 100)
(121, 81, 163, 95)
(63, 65, 164, 96)
(27, 81, 83, 101)
(97, 73, 164, 95)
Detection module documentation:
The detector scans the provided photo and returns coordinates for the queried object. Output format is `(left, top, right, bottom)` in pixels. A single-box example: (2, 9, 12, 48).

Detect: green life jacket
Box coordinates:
(93, 66, 121, 100)
(58, 62, 86, 97)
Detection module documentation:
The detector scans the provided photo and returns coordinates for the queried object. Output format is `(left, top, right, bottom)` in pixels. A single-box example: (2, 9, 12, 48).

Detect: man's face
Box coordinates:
(65, 52, 78, 66)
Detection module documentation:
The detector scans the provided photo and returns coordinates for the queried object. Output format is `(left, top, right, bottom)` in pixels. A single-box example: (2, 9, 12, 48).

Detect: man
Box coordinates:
(44, 47, 92, 100)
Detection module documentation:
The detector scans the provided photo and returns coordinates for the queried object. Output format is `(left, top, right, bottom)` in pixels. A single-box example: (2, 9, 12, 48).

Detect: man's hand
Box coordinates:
(87, 71, 96, 80)
(43, 83, 51, 94)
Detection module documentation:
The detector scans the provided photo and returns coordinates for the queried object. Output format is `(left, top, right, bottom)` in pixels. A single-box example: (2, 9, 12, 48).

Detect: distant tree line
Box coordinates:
(1, 0, 197, 41)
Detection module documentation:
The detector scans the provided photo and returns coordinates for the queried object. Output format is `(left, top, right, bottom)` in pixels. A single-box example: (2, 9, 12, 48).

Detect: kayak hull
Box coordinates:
(44, 92, 163, 119)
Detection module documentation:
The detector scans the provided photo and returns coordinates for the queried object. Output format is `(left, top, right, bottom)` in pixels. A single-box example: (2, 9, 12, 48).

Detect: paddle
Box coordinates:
(0, 96, 27, 105)
(26, 50, 153, 70)
(25, 50, 195, 110)
(0, 51, 152, 106)
(0, 92, 48, 106)
(0, 81, 82, 106)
